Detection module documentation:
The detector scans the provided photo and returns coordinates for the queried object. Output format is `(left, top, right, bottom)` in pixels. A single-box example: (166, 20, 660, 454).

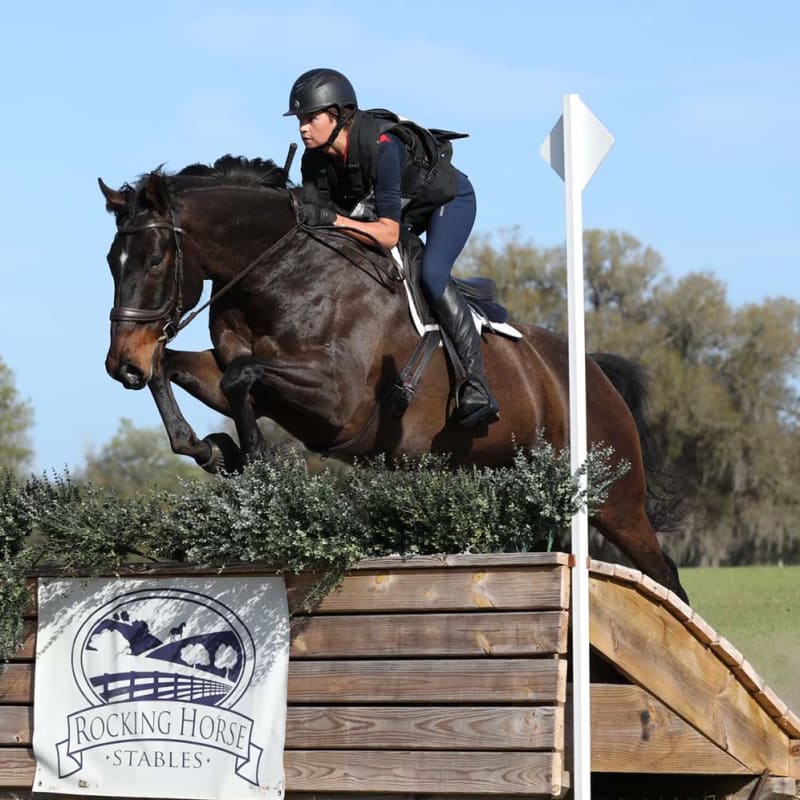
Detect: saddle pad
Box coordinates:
(390, 246, 523, 341)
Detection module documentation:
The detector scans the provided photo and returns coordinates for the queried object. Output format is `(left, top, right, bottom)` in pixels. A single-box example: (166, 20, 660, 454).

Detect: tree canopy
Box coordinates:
(78, 418, 201, 496)
(459, 228, 800, 566)
(0, 358, 33, 476)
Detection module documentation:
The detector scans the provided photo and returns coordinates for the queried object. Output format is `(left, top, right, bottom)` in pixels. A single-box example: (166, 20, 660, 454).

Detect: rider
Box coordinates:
(284, 67, 499, 429)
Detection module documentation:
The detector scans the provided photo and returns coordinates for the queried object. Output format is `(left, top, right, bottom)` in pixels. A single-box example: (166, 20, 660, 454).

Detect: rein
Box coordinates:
(172, 222, 301, 338)
(111, 212, 301, 343)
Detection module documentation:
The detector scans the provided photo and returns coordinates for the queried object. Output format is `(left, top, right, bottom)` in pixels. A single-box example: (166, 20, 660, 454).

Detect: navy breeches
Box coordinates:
(420, 170, 477, 300)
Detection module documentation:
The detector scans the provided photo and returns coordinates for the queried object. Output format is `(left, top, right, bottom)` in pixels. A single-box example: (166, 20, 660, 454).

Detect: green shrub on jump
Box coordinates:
(0, 442, 627, 660)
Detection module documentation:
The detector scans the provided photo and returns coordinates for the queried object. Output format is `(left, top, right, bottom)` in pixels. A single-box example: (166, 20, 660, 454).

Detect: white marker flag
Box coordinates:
(33, 576, 289, 800)
(541, 93, 613, 800)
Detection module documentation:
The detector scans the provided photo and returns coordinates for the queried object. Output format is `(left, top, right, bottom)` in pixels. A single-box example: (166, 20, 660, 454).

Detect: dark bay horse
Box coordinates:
(98, 155, 687, 601)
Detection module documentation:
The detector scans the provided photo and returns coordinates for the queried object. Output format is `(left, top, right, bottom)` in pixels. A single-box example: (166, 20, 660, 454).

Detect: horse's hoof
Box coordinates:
(198, 433, 242, 473)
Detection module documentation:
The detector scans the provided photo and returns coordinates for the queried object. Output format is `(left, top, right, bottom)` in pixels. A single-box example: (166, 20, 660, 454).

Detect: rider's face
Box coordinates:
(297, 110, 337, 149)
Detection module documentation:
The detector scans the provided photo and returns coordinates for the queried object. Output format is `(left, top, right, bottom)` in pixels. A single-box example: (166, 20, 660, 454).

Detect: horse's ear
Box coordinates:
(142, 172, 170, 213)
(98, 178, 127, 212)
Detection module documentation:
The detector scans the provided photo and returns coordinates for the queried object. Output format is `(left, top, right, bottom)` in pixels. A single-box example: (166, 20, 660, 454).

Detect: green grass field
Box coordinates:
(681, 565, 800, 714)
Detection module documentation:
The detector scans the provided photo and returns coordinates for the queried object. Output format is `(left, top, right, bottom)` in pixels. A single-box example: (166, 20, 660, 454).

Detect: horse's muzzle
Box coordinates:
(114, 361, 148, 390)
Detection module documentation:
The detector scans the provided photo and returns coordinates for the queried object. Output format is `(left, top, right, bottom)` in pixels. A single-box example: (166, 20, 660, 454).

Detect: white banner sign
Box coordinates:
(33, 576, 289, 800)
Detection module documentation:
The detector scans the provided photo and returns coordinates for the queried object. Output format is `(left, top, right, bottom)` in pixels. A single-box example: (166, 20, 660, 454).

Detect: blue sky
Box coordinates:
(2, 1, 798, 472)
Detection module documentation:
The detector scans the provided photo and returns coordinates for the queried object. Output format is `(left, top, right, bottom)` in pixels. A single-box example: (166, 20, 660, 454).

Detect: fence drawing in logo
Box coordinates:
(90, 670, 231, 706)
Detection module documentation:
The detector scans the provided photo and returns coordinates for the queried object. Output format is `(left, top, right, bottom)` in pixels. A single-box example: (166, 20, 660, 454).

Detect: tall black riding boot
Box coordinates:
(430, 281, 499, 428)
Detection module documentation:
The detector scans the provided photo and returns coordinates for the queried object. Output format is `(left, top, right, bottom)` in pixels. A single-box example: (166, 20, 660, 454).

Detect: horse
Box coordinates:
(98, 155, 687, 602)
(169, 622, 187, 641)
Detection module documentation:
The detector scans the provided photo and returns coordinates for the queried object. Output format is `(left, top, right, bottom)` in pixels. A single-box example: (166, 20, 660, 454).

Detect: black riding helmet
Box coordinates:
(283, 68, 358, 117)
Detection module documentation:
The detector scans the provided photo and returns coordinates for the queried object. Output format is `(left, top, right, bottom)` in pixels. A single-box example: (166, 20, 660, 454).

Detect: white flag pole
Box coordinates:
(564, 91, 592, 800)
(540, 93, 613, 800)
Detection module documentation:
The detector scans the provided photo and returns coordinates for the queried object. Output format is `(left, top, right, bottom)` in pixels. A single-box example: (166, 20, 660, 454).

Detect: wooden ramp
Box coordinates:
(0, 554, 798, 799)
(586, 559, 800, 798)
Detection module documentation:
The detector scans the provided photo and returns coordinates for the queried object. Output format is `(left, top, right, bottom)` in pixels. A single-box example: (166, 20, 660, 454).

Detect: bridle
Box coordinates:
(110, 207, 302, 344)
(111, 211, 187, 343)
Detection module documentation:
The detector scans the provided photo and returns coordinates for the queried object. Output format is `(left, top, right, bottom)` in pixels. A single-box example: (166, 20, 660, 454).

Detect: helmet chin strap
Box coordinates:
(321, 107, 355, 149)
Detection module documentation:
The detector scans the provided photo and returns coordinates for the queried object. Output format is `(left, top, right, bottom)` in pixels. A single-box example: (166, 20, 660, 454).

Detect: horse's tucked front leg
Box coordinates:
(220, 351, 362, 459)
(220, 357, 268, 459)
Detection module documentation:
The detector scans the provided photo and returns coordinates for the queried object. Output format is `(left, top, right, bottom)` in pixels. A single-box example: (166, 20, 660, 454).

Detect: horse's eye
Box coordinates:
(149, 255, 163, 268)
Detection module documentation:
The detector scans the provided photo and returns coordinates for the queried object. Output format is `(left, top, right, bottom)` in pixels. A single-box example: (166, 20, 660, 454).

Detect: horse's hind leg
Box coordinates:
(592, 508, 689, 602)
(587, 354, 687, 601)
(592, 500, 688, 603)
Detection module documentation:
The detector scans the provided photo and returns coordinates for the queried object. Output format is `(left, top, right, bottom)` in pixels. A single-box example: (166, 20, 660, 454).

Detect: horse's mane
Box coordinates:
(174, 154, 291, 190)
(126, 154, 292, 197)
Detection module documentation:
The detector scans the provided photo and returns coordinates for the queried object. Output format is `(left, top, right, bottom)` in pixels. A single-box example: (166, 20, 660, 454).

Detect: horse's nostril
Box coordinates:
(119, 362, 145, 389)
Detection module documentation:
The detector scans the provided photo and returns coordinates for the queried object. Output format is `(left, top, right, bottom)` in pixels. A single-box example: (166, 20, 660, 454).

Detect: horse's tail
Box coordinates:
(591, 352, 686, 533)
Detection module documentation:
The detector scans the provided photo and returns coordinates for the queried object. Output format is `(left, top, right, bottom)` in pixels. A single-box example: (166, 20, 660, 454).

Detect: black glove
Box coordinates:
(298, 202, 337, 227)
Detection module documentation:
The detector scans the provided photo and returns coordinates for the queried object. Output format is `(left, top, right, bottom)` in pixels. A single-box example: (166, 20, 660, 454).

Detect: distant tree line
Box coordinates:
(458, 228, 800, 566)
(0, 358, 33, 475)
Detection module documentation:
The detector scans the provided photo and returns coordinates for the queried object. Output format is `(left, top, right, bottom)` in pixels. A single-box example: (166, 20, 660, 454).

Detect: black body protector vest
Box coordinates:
(300, 109, 468, 234)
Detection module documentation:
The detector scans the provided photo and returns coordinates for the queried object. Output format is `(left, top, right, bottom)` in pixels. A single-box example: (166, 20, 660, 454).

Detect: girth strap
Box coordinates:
(383, 330, 442, 417)
(317, 330, 442, 459)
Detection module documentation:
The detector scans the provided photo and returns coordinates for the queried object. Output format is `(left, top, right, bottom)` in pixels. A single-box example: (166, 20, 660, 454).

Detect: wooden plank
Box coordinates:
(0, 665, 33, 705)
(285, 706, 562, 750)
(290, 612, 568, 658)
(11, 608, 570, 668)
(289, 659, 567, 704)
(287, 565, 569, 613)
(589, 576, 796, 778)
(569, 684, 748, 774)
(350, 554, 570, 570)
(0, 749, 567, 798)
(24, 561, 570, 617)
(285, 794, 572, 800)
(757, 685, 789, 719)
(2, 658, 567, 708)
(1, 748, 567, 795)
(23, 561, 569, 623)
(0, 792, 565, 800)
(0, 791, 572, 800)
(26, 553, 569, 582)
(0, 749, 32, 789)
(781, 712, 800, 738)
(284, 750, 565, 796)
(0, 708, 31, 745)
(14, 573, 569, 661)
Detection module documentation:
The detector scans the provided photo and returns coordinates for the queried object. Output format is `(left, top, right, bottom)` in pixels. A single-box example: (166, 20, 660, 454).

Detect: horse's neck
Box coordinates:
(183, 188, 409, 346)
(184, 188, 296, 279)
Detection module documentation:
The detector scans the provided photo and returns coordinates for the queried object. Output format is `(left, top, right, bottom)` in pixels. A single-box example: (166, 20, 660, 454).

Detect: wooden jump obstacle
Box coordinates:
(1, 553, 798, 799)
